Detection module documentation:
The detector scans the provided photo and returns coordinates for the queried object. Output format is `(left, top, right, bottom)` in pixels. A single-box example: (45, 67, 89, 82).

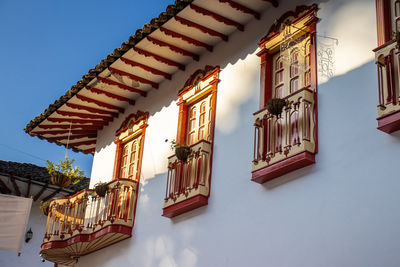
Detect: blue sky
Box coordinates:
(0, 0, 174, 176)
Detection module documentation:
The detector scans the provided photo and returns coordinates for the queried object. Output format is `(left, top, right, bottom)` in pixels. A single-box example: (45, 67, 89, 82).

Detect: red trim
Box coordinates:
(67, 140, 97, 147)
(31, 130, 97, 136)
(65, 103, 118, 118)
(160, 27, 213, 52)
(37, 124, 102, 130)
(190, 4, 244, 31)
(252, 151, 315, 184)
(257, 48, 272, 109)
(162, 195, 208, 218)
(86, 86, 135, 105)
(134, 47, 185, 71)
(41, 224, 132, 250)
(375, 0, 392, 46)
(115, 111, 149, 136)
(108, 67, 158, 89)
(259, 4, 318, 46)
(175, 16, 228, 41)
(47, 118, 106, 126)
(46, 134, 97, 142)
(219, 0, 260, 19)
(76, 94, 125, 113)
(56, 110, 114, 121)
(377, 109, 400, 133)
(120, 57, 172, 80)
(82, 148, 95, 154)
(97, 76, 147, 95)
(147, 36, 200, 61)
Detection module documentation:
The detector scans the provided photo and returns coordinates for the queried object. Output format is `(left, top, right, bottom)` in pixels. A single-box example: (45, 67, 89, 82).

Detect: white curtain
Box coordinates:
(0, 194, 32, 253)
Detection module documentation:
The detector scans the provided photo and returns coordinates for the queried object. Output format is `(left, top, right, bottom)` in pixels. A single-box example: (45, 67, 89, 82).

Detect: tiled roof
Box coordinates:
(24, 0, 193, 137)
(0, 160, 90, 192)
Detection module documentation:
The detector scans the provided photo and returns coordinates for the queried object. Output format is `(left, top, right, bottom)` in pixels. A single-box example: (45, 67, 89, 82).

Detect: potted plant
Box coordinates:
(170, 139, 191, 162)
(266, 98, 286, 116)
(40, 200, 50, 216)
(94, 182, 108, 197)
(46, 156, 84, 188)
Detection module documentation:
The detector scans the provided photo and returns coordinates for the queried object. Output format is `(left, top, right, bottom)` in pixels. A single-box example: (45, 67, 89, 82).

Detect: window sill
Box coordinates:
(252, 151, 315, 184)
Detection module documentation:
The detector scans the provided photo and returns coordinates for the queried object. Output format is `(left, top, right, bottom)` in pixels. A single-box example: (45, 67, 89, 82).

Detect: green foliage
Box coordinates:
(170, 139, 188, 150)
(94, 181, 107, 187)
(46, 156, 85, 184)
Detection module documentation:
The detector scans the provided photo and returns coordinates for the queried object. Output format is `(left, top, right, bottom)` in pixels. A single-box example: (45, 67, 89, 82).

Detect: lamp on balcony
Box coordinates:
(25, 228, 33, 243)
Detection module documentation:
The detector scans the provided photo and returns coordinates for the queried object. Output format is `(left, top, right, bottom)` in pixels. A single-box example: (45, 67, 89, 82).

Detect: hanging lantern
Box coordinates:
(25, 228, 33, 243)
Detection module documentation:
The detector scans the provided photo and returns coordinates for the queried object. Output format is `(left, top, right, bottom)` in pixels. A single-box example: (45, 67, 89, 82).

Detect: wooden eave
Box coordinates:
(24, 0, 278, 155)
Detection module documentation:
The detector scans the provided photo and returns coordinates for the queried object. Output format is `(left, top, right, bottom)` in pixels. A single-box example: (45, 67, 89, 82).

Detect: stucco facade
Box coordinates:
(70, 0, 400, 266)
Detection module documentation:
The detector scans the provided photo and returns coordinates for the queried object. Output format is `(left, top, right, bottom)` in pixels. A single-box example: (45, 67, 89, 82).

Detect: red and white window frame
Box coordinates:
(163, 66, 220, 218)
(252, 5, 319, 184)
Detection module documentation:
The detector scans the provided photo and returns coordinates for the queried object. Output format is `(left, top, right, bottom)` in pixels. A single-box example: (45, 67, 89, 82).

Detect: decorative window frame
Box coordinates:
(163, 65, 220, 218)
(113, 111, 149, 181)
(374, 0, 400, 133)
(252, 5, 319, 184)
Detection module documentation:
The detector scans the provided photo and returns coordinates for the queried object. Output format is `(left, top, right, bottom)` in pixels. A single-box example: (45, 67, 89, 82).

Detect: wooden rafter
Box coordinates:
(190, 4, 244, 31)
(175, 16, 228, 41)
(31, 130, 98, 136)
(219, 0, 260, 19)
(120, 57, 172, 80)
(0, 178, 11, 194)
(83, 148, 96, 154)
(64, 104, 118, 118)
(160, 27, 213, 52)
(66, 139, 97, 147)
(42, 188, 63, 202)
(33, 182, 48, 201)
(57, 110, 113, 122)
(108, 67, 158, 89)
(38, 124, 102, 131)
(46, 134, 97, 142)
(147, 36, 200, 61)
(97, 76, 147, 96)
(10, 177, 21, 196)
(86, 86, 135, 105)
(76, 94, 125, 113)
(47, 117, 106, 126)
(26, 180, 31, 198)
(263, 0, 279, 8)
(134, 47, 185, 70)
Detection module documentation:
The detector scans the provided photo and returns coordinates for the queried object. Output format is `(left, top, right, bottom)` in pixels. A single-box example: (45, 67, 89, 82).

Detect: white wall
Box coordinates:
(0, 201, 53, 267)
(81, 0, 400, 267)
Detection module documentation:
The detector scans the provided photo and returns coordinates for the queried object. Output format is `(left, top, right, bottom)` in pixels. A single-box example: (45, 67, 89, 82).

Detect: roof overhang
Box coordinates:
(24, 0, 279, 154)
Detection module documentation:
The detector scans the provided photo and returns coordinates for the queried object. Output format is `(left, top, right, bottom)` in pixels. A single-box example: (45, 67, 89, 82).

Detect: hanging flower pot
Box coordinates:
(175, 146, 191, 162)
(94, 182, 108, 197)
(170, 139, 191, 162)
(266, 98, 287, 116)
(50, 172, 71, 187)
(40, 201, 50, 216)
(46, 156, 84, 188)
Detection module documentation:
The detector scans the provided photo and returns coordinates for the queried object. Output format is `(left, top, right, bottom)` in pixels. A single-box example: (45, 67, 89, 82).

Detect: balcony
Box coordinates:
(252, 88, 317, 183)
(163, 140, 212, 218)
(40, 179, 137, 266)
(374, 40, 400, 133)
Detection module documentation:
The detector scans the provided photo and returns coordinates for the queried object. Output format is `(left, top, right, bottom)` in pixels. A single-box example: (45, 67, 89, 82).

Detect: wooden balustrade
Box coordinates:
(163, 140, 212, 217)
(41, 179, 137, 265)
(374, 41, 400, 133)
(252, 88, 317, 183)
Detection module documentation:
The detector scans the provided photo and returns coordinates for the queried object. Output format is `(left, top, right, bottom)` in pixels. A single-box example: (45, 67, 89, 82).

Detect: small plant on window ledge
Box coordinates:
(46, 156, 84, 188)
(40, 200, 50, 216)
(267, 98, 287, 116)
(170, 139, 191, 162)
(94, 182, 108, 197)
